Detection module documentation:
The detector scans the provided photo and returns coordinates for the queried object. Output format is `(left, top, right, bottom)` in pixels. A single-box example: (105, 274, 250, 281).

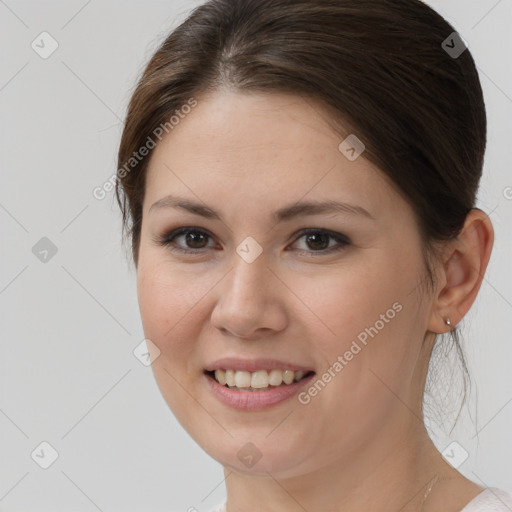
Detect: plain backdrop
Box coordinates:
(0, 0, 511, 510)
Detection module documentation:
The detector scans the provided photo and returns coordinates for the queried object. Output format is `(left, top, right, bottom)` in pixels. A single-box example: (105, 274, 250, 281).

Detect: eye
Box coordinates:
(289, 228, 350, 255)
(155, 226, 350, 256)
(155, 227, 217, 254)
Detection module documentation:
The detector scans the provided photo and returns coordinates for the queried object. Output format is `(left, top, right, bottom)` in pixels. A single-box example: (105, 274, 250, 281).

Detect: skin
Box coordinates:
(136, 90, 494, 511)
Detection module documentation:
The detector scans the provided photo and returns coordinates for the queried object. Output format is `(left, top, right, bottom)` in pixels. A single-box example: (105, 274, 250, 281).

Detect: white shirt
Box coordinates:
(460, 488, 512, 511)
(208, 488, 512, 512)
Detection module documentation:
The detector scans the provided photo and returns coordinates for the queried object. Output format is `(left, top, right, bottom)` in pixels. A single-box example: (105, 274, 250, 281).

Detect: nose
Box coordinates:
(210, 255, 288, 340)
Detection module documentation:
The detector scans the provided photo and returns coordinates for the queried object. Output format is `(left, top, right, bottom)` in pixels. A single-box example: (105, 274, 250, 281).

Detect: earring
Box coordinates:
(445, 318, 452, 327)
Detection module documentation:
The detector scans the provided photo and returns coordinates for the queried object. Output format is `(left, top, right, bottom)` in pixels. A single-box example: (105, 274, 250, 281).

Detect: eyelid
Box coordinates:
(155, 226, 351, 255)
(154, 226, 218, 254)
(286, 228, 351, 254)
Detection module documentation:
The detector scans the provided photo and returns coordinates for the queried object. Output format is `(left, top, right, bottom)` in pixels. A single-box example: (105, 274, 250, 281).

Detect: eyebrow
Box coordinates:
(148, 194, 375, 222)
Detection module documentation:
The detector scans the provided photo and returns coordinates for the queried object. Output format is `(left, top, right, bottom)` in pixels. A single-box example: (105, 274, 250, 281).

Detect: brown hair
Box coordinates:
(116, 0, 486, 417)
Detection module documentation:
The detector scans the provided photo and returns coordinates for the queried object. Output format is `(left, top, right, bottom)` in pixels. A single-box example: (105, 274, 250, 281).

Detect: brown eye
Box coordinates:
(157, 227, 216, 253)
(184, 231, 209, 248)
(290, 229, 350, 255)
(305, 232, 330, 250)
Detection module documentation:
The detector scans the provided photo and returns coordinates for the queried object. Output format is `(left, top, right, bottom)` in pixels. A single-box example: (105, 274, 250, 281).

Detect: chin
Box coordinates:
(196, 432, 311, 478)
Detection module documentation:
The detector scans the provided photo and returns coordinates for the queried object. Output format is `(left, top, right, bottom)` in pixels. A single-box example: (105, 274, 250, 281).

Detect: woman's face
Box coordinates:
(137, 90, 435, 477)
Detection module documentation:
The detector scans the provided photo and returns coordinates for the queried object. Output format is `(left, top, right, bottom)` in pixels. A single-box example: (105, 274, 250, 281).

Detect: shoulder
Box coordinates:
(460, 488, 512, 511)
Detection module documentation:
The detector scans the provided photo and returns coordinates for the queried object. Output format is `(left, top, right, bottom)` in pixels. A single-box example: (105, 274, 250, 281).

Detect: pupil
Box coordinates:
(307, 233, 329, 250)
(186, 232, 207, 248)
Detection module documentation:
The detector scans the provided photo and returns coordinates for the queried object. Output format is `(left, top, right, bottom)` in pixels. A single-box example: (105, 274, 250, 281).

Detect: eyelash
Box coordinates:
(155, 226, 351, 257)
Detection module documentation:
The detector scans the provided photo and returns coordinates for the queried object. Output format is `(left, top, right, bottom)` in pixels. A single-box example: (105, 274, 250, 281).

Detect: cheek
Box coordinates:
(308, 253, 423, 396)
(293, 269, 422, 456)
(136, 263, 201, 360)
(311, 260, 408, 341)
(137, 268, 174, 339)
(136, 264, 203, 421)
(137, 255, 203, 330)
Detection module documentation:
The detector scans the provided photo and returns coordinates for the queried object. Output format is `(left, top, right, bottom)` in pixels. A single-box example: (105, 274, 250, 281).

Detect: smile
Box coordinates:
(204, 368, 316, 410)
(207, 368, 314, 390)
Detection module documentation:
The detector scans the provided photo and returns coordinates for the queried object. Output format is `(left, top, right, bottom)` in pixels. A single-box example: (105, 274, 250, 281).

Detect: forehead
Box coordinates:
(143, 90, 403, 222)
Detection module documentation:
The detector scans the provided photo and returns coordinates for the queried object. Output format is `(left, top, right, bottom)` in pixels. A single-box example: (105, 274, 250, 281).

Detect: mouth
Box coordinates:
(204, 368, 316, 391)
(203, 357, 317, 409)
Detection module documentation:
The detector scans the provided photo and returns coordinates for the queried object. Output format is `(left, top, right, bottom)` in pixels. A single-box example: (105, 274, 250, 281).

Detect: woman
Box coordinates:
(115, 0, 511, 510)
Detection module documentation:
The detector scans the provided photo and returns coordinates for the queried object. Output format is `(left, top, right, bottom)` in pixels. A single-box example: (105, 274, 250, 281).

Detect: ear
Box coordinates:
(428, 208, 494, 334)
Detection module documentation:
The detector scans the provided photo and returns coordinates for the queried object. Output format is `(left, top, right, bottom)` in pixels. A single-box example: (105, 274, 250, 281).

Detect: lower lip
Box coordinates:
(204, 372, 315, 410)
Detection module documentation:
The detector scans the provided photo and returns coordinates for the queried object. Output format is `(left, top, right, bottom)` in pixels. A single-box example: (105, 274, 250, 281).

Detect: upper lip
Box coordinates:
(204, 357, 315, 373)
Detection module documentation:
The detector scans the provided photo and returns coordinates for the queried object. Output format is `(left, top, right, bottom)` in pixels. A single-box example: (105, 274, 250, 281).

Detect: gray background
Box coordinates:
(0, 0, 511, 510)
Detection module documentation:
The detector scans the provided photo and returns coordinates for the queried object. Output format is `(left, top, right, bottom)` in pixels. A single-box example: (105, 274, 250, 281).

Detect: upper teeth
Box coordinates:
(214, 369, 306, 388)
